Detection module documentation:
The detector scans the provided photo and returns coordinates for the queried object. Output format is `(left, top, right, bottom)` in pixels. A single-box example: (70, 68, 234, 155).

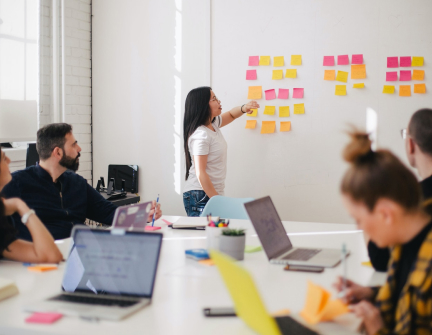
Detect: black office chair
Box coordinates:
(26, 143, 39, 167)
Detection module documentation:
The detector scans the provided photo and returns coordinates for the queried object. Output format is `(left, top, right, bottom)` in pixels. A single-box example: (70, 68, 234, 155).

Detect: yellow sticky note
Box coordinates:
(285, 69, 297, 78)
(412, 57, 424, 67)
(272, 70, 283, 80)
(324, 70, 335, 81)
(414, 83, 426, 94)
(336, 71, 348, 83)
(361, 261, 372, 267)
(259, 56, 270, 66)
(293, 103, 305, 115)
(413, 70, 425, 81)
(383, 85, 395, 94)
(280, 121, 291, 132)
(247, 86, 262, 99)
(335, 85, 347, 96)
(291, 55, 302, 65)
(279, 106, 290, 117)
(245, 120, 257, 129)
(261, 121, 276, 134)
(399, 85, 411, 97)
(351, 64, 366, 79)
(353, 83, 365, 88)
(274, 56, 284, 67)
(248, 108, 258, 117)
(263, 106, 276, 115)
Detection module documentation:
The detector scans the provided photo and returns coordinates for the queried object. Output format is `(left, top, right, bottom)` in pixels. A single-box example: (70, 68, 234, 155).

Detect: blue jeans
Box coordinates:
(183, 190, 209, 217)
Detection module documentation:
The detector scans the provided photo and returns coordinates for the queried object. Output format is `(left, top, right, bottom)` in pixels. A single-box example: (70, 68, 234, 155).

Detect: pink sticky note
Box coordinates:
(400, 57, 411, 67)
(323, 56, 334, 66)
(246, 70, 257, 80)
(352, 54, 363, 64)
(265, 89, 276, 100)
(293, 88, 304, 99)
(248, 56, 259, 66)
(386, 72, 398, 81)
(145, 226, 161, 231)
(400, 70, 412, 81)
(26, 312, 63, 324)
(387, 57, 398, 68)
(278, 89, 289, 99)
(337, 55, 349, 65)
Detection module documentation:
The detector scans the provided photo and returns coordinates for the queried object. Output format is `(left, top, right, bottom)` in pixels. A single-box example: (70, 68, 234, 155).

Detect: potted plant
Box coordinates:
(219, 229, 246, 260)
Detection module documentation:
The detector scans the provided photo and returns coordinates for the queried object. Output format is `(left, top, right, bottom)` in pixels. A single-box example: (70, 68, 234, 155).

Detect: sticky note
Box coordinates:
(323, 56, 334, 66)
(386, 71, 398, 81)
(293, 88, 304, 99)
(400, 56, 411, 67)
(337, 55, 349, 65)
(324, 70, 335, 81)
(280, 121, 291, 132)
(279, 106, 290, 117)
(278, 88, 289, 99)
(351, 54, 363, 64)
(28, 265, 58, 272)
(290, 55, 302, 65)
(274, 56, 284, 67)
(198, 259, 215, 266)
(259, 56, 270, 66)
(272, 70, 283, 80)
(293, 103, 305, 114)
(261, 121, 276, 134)
(413, 70, 425, 80)
(361, 261, 372, 267)
(285, 69, 297, 78)
(244, 245, 263, 253)
(265, 89, 276, 100)
(412, 57, 424, 67)
(26, 312, 63, 324)
(382, 85, 395, 94)
(263, 106, 276, 115)
(387, 57, 398, 68)
(248, 108, 258, 117)
(351, 64, 366, 79)
(245, 120, 257, 129)
(248, 56, 259, 66)
(248, 86, 262, 99)
(246, 70, 257, 80)
(336, 71, 348, 83)
(335, 85, 347, 96)
(414, 83, 426, 94)
(400, 70, 411, 81)
(353, 83, 364, 88)
(399, 85, 411, 97)
(271, 309, 291, 317)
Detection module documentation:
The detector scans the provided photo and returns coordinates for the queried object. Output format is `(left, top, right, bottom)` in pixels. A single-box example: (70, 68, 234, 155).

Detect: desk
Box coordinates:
(100, 192, 140, 207)
(0, 217, 386, 335)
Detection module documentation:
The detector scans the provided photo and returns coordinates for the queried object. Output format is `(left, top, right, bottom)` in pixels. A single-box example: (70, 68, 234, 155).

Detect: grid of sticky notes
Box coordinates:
(246, 55, 305, 133)
(323, 54, 366, 95)
(384, 56, 426, 96)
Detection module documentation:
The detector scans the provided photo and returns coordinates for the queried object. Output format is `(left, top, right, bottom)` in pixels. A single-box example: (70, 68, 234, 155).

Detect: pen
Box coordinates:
(151, 194, 159, 227)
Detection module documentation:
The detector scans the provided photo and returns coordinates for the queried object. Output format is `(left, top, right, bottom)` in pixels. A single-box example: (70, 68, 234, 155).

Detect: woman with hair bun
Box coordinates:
(333, 130, 432, 335)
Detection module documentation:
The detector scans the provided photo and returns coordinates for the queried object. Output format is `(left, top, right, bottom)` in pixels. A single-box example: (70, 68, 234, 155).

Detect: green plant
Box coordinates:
(222, 229, 245, 236)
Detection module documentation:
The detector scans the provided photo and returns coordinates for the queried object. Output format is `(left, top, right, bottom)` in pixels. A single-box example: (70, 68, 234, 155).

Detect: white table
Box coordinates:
(0, 216, 386, 335)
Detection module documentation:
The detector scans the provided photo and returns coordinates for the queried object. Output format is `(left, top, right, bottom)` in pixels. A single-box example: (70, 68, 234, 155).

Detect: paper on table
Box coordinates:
(279, 106, 290, 117)
(248, 56, 259, 66)
(324, 70, 335, 81)
(261, 121, 276, 134)
(245, 120, 257, 129)
(382, 85, 395, 94)
(248, 86, 262, 99)
(272, 70, 283, 80)
(337, 55, 349, 65)
(293, 88, 304, 98)
(280, 121, 291, 132)
(351, 65, 366, 79)
(28, 265, 58, 272)
(387, 57, 398, 68)
(198, 259, 215, 266)
(353, 83, 364, 88)
(400, 70, 411, 81)
(246, 69, 257, 80)
(259, 56, 271, 66)
(412, 57, 424, 67)
(285, 69, 297, 78)
(245, 245, 263, 253)
(400, 56, 411, 67)
(386, 71, 398, 81)
(323, 56, 334, 66)
(335, 85, 347, 96)
(265, 89, 276, 100)
(274, 56, 284, 67)
(399, 85, 411, 97)
(248, 108, 258, 117)
(290, 55, 302, 65)
(293, 103, 305, 114)
(351, 54, 363, 64)
(263, 106, 276, 115)
(26, 313, 63, 324)
(414, 83, 426, 94)
(278, 89, 289, 99)
(412, 70, 425, 81)
(336, 71, 348, 83)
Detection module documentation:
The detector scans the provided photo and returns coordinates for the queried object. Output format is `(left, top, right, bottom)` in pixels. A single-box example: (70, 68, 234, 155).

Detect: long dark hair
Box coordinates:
(0, 147, 17, 248)
(183, 86, 213, 180)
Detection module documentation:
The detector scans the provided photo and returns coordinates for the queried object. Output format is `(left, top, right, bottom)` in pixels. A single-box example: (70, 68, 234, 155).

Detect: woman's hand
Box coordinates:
(333, 276, 375, 304)
(351, 301, 384, 335)
(2, 198, 30, 217)
(243, 101, 260, 114)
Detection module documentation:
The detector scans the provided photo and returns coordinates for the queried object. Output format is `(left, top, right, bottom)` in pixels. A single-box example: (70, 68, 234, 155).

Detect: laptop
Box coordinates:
(24, 226, 163, 321)
(211, 250, 319, 335)
(244, 196, 346, 268)
(111, 201, 152, 230)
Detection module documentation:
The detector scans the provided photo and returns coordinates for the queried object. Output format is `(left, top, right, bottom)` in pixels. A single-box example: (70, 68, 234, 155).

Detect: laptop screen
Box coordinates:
(62, 228, 162, 298)
(244, 196, 293, 259)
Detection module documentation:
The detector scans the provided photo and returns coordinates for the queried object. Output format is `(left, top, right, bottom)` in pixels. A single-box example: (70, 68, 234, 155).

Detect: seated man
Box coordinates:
(3, 123, 162, 240)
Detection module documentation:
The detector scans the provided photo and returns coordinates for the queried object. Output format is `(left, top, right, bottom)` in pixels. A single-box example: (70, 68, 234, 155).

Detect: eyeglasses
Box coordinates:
(400, 128, 407, 139)
(210, 96, 220, 102)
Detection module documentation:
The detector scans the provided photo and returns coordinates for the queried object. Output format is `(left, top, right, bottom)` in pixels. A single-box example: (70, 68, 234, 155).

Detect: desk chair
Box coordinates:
(26, 143, 39, 167)
(200, 196, 254, 220)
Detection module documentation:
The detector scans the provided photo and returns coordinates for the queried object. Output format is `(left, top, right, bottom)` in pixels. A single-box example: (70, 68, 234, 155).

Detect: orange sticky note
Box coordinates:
(412, 70, 425, 81)
(351, 64, 366, 79)
(280, 122, 291, 132)
(198, 259, 215, 266)
(28, 265, 58, 272)
(324, 70, 335, 81)
(247, 86, 262, 99)
(414, 83, 426, 94)
(261, 121, 276, 134)
(293, 103, 305, 114)
(245, 120, 257, 129)
(399, 85, 411, 97)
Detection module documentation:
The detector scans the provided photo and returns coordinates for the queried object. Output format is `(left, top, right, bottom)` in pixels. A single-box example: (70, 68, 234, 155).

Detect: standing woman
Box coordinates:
(183, 87, 259, 216)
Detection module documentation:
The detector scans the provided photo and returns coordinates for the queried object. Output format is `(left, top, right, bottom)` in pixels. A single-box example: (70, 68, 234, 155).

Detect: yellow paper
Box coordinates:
(291, 55, 302, 65)
(351, 64, 366, 79)
(285, 69, 297, 78)
(382, 85, 395, 94)
(361, 261, 372, 267)
(412, 70, 425, 81)
(279, 106, 290, 117)
(399, 85, 411, 97)
(280, 122, 291, 132)
(261, 121, 276, 134)
(324, 70, 335, 81)
(274, 56, 284, 67)
(353, 83, 365, 88)
(414, 83, 426, 94)
(28, 265, 58, 272)
(320, 299, 350, 322)
(272, 70, 283, 80)
(336, 71, 348, 83)
(259, 56, 270, 66)
(293, 103, 305, 115)
(263, 106, 276, 115)
(335, 85, 347, 96)
(247, 86, 262, 99)
(245, 120, 257, 129)
(248, 108, 258, 117)
(412, 57, 424, 67)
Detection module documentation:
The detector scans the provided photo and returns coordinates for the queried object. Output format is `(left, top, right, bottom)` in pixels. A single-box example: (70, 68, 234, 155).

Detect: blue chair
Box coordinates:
(200, 196, 255, 220)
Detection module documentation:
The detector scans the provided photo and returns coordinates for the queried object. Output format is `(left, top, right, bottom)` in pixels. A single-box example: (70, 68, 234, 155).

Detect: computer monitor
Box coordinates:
(108, 165, 139, 193)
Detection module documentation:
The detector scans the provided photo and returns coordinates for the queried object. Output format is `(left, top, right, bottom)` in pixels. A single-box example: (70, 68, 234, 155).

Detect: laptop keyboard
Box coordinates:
(282, 248, 321, 261)
(50, 294, 139, 307)
(275, 316, 319, 335)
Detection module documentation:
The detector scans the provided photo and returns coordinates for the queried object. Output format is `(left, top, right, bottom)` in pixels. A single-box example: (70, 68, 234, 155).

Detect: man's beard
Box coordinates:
(59, 152, 80, 172)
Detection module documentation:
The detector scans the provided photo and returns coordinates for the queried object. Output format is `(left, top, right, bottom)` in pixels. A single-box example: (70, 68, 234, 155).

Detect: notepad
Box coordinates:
(274, 56, 284, 67)
(386, 71, 397, 81)
(248, 56, 259, 66)
(337, 55, 349, 65)
(400, 70, 411, 81)
(293, 103, 305, 114)
(172, 217, 207, 229)
(412, 57, 424, 67)
(293, 88, 304, 99)
(412, 70, 424, 81)
(280, 122, 291, 132)
(246, 69, 257, 80)
(400, 56, 411, 67)
(324, 70, 335, 81)
(272, 70, 283, 80)
(261, 121, 276, 134)
(387, 57, 398, 68)
(290, 55, 302, 65)
(245, 120, 257, 129)
(278, 89, 289, 99)
(335, 85, 346, 96)
(263, 106, 276, 115)
(336, 71, 348, 83)
(399, 85, 411, 97)
(259, 56, 270, 66)
(351, 54, 363, 64)
(26, 312, 63, 324)
(265, 89, 276, 100)
(323, 56, 334, 66)
(0, 278, 19, 302)
(414, 83, 426, 94)
(382, 85, 395, 94)
(279, 106, 290, 117)
(285, 69, 297, 78)
(248, 86, 262, 99)
(351, 65, 366, 79)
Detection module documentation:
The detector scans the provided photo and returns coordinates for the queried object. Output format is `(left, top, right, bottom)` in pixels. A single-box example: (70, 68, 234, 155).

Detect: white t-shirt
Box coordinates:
(184, 116, 227, 195)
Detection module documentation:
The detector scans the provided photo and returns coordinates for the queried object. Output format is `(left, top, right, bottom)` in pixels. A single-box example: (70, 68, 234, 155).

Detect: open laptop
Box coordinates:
(24, 226, 163, 320)
(111, 201, 152, 230)
(211, 250, 319, 335)
(244, 196, 346, 268)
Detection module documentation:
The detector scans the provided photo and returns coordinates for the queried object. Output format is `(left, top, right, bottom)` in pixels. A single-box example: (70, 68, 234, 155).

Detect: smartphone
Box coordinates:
(284, 264, 324, 273)
(203, 307, 236, 317)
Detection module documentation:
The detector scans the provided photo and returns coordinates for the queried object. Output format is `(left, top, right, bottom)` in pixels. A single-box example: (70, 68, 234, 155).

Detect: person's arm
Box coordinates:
(220, 100, 260, 128)
(194, 155, 218, 198)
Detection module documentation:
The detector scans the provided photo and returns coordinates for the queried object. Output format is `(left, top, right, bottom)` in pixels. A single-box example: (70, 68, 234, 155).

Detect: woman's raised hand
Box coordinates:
(244, 101, 260, 114)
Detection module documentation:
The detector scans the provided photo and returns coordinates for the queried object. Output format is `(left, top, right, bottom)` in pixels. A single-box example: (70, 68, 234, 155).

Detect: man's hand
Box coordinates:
(147, 200, 162, 222)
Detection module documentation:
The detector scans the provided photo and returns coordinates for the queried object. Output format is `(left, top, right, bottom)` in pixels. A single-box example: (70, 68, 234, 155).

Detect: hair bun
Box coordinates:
(343, 130, 373, 164)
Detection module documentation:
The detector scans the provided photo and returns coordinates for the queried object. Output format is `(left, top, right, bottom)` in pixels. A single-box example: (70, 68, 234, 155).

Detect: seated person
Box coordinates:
(0, 147, 62, 262)
(368, 108, 432, 271)
(2, 123, 162, 240)
(334, 131, 432, 335)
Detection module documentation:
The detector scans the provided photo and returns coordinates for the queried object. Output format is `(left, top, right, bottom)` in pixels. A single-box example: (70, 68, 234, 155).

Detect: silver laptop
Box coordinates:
(112, 201, 152, 230)
(244, 196, 346, 268)
(24, 226, 163, 320)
